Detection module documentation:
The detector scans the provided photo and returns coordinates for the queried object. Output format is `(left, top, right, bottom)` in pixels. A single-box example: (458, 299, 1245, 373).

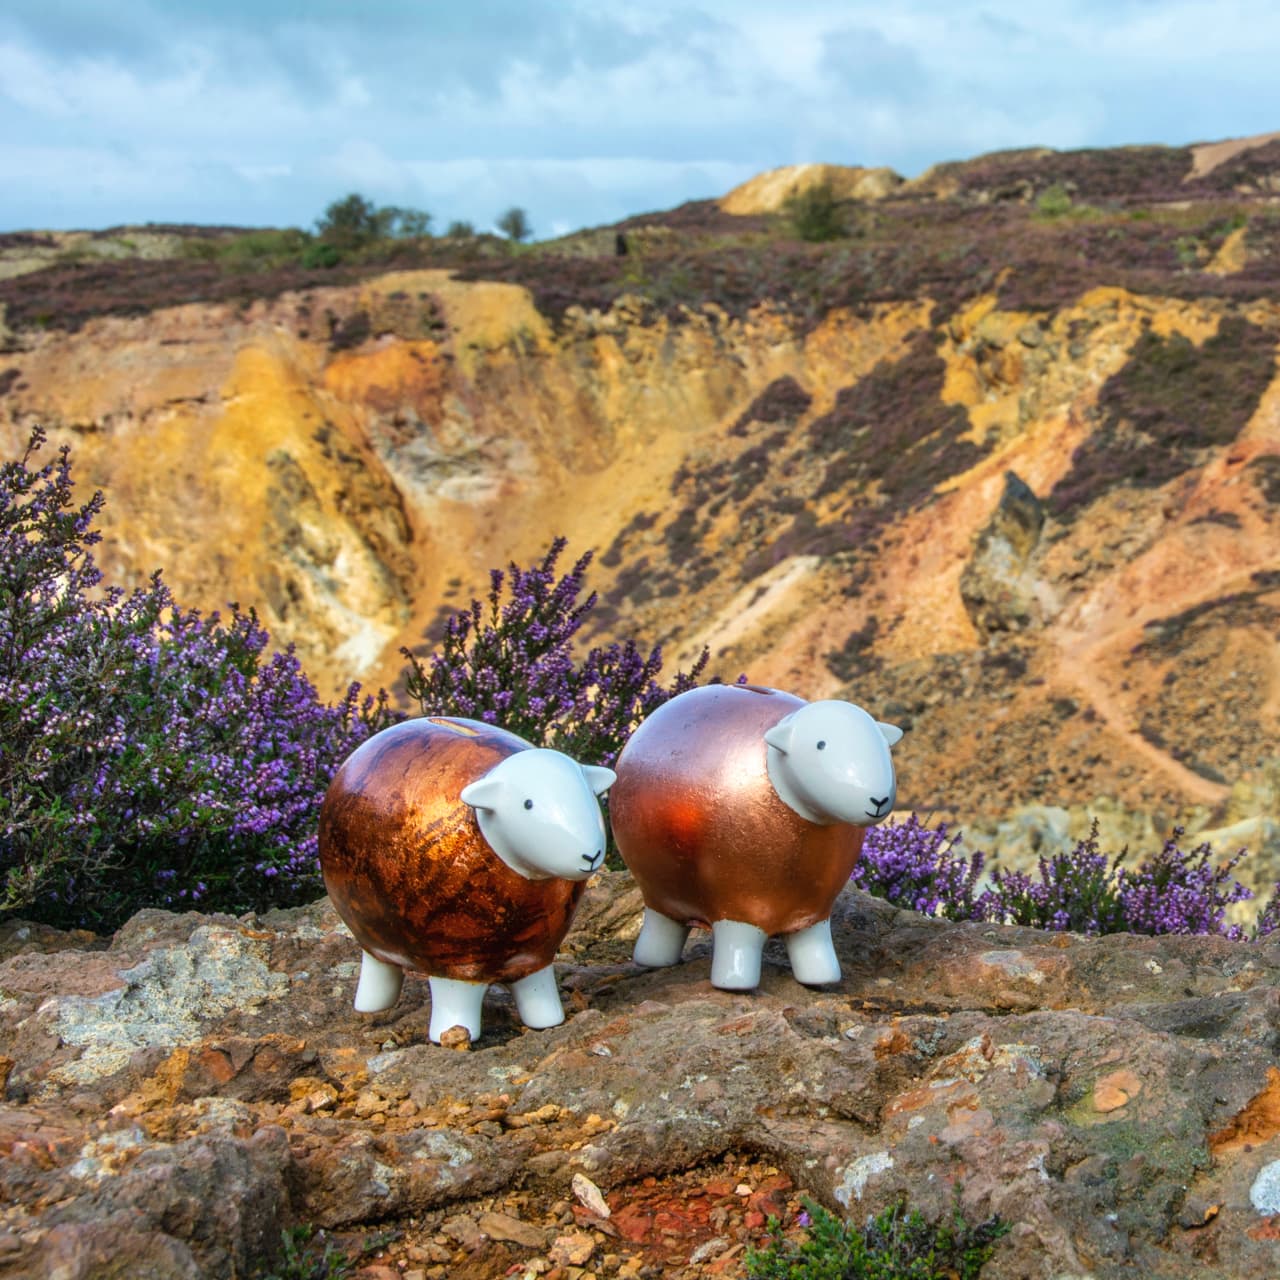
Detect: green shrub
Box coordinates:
(1034, 183, 1074, 219)
(253, 1226, 353, 1280)
(219, 228, 312, 270)
(783, 181, 847, 242)
(746, 1196, 1008, 1280)
(316, 193, 432, 251)
(301, 242, 342, 269)
(496, 206, 533, 243)
(1174, 234, 1203, 267)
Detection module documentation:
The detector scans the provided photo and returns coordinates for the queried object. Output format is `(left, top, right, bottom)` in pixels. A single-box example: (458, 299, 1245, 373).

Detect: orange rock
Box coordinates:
(1093, 1069, 1143, 1114)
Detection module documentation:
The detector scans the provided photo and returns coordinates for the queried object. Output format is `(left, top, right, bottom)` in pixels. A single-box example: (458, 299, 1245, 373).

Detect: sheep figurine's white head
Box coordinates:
(763, 699, 901, 826)
(460, 748, 617, 881)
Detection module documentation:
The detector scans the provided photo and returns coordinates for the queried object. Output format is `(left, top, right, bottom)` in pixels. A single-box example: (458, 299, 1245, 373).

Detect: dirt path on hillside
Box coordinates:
(1051, 628, 1230, 806)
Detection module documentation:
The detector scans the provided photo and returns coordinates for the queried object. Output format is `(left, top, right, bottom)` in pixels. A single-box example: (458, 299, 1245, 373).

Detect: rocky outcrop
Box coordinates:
(718, 163, 904, 214)
(3, 881, 1280, 1278)
(959, 470, 1046, 638)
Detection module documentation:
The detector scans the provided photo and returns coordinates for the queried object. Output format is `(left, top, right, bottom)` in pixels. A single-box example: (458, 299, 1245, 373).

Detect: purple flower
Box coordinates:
(854, 815, 983, 921)
(851, 812, 1271, 942)
(401, 537, 709, 774)
(1, 428, 395, 930)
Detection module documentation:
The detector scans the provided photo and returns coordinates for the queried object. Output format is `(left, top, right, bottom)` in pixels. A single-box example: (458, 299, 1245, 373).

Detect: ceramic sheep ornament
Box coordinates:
(319, 716, 615, 1043)
(609, 683, 901, 990)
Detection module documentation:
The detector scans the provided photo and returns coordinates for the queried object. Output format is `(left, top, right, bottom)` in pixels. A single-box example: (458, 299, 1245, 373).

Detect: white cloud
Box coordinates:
(0, 38, 75, 115)
(2, 0, 1280, 233)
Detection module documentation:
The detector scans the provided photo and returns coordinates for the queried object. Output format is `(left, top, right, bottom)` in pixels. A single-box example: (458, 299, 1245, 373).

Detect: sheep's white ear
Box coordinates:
(763, 715, 795, 754)
(460, 775, 507, 812)
(877, 721, 904, 747)
(583, 765, 617, 797)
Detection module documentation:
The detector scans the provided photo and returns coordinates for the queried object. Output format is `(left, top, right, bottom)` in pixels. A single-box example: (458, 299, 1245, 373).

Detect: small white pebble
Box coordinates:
(571, 1172, 611, 1219)
(735, 1183, 752, 1196)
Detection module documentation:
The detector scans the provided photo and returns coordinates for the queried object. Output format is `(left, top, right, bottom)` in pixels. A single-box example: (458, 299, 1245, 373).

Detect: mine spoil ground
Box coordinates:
(3, 874, 1280, 1279)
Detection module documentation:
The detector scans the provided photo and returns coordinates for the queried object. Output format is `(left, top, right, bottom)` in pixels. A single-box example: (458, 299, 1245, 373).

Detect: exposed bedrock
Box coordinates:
(3, 876, 1280, 1277)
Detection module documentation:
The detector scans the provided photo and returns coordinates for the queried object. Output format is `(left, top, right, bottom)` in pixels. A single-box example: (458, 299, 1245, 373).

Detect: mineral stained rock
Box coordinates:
(2, 875, 1280, 1278)
(959, 469, 1046, 638)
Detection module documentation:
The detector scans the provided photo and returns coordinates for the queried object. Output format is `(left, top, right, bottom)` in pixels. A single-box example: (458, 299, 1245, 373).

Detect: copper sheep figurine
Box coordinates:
(609, 683, 901, 989)
(319, 716, 615, 1042)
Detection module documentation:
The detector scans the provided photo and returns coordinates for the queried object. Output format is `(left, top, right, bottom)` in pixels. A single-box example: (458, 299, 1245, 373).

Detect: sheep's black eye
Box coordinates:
(816, 740, 827, 750)
(523, 799, 534, 810)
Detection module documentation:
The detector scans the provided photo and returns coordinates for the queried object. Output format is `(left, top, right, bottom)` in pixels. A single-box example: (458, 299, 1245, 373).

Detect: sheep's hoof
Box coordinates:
(511, 965, 565, 1029)
(428, 976, 488, 1043)
(634, 909, 691, 967)
(710, 919, 767, 989)
(786, 918, 841, 985)
(354, 951, 404, 1012)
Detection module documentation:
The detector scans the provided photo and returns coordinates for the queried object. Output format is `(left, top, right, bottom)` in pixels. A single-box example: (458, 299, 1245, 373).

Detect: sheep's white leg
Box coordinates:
(710, 919, 767, 990)
(786, 918, 841, 985)
(354, 950, 404, 1012)
(510, 964, 565, 1030)
(633, 908, 691, 967)
(428, 976, 487, 1043)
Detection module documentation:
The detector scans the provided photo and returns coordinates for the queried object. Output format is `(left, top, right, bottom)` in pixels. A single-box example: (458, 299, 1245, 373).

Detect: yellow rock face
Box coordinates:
(718, 163, 903, 215)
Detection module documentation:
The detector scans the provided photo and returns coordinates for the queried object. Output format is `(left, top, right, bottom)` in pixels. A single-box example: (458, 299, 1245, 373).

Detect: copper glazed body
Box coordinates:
(319, 717, 586, 984)
(609, 684, 865, 936)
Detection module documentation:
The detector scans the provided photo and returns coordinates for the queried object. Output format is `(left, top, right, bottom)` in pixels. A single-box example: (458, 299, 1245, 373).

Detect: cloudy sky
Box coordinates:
(3, 0, 1279, 238)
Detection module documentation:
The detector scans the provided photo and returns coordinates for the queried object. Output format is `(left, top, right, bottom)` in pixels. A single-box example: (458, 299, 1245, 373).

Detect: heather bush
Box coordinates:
(980, 822, 1128, 935)
(854, 815, 984, 921)
(857, 815, 1275, 940)
(1116, 828, 1253, 938)
(401, 538, 709, 772)
(1255, 891, 1280, 938)
(0, 429, 390, 931)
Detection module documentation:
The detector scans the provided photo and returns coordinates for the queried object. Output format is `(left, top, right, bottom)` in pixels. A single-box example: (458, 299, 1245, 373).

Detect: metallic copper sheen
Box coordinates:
(610, 684, 866, 936)
(318, 717, 585, 984)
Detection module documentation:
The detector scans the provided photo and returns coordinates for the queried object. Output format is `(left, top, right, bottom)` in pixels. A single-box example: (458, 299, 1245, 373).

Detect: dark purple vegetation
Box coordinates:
(852, 815, 985, 921)
(5, 431, 1275, 943)
(0, 429, 391, 930)
(401, 537, 710, 773)
(1049, 317, 1278, 516)
(918, 144, 1197, 204)
(858, 816, 1277, 939)
(729, 375, 814, 436)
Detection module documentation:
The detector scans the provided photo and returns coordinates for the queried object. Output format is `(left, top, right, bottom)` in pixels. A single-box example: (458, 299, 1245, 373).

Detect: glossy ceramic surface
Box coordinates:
(319, 717, 586, 984)
(609, 684, 866, 937)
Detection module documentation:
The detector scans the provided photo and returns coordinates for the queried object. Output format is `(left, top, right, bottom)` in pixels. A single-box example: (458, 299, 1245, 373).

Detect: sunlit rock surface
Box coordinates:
(2, 877, 1280, 1277)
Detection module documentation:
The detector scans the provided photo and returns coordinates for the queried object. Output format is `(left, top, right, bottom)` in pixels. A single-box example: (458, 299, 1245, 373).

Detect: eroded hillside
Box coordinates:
(3, 136, 1280, 887)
